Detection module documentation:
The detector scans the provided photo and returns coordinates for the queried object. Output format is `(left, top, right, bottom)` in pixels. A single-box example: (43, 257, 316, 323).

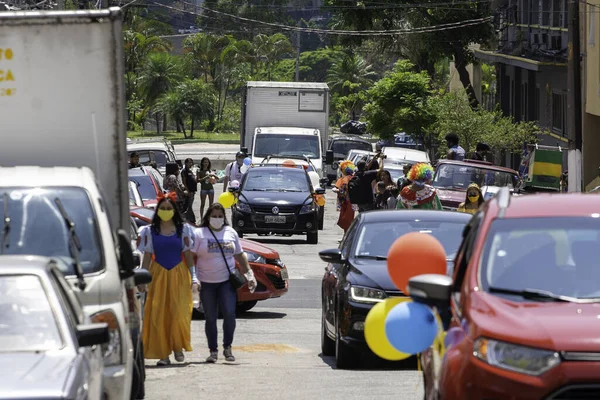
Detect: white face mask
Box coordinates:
(209, 217, 224, 230)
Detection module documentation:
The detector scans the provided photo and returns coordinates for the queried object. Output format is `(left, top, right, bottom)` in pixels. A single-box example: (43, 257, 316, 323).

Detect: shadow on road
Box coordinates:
(317, 353, 418, 371)
(237, 310, 287, 319)
(246, 236, 308, 245)
(145, 363, 189, 370)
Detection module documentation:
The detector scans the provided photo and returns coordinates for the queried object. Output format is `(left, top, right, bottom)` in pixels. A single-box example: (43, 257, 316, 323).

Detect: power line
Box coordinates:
(149, 0, 493, 36)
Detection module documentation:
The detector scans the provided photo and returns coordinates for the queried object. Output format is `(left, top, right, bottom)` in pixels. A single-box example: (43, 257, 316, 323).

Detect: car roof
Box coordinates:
(248, 165, 308, 174)
(0, 255, 56, 275)
(437, 159, 518, 174)
(358, 210, 472, 224)
(0, 166, 95, 187)
(488, 192, 600, 219)
(128, 142, 169, 151)
(330, 135, 371, 143)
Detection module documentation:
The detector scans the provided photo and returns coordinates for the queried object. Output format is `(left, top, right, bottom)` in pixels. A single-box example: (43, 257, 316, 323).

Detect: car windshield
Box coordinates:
(386, 167, 406, 183)
(254, 134, 320, 158)
(130, 150, 169, 168)
(353, 220, 466, 258)
(331, 140, 372, 158)
(433, 164, 518, 190)
(0, 188, 103, 275)
(129, 176, 157, 200)
(243, 169, 310, 192)
(0, 275, 63, 352)
(481, 217, 600, 300)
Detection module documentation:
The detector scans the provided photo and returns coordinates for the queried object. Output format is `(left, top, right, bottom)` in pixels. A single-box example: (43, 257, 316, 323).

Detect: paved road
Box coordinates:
(144, 143, 424, 399)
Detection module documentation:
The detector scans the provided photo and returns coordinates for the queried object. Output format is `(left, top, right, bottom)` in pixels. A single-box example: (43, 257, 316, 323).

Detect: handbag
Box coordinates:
(207, 228, 247, 289)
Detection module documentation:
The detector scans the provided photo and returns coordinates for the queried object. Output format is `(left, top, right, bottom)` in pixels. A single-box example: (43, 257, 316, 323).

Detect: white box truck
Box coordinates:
(0, 8, 148, 400)
(241, 81, 331, 185)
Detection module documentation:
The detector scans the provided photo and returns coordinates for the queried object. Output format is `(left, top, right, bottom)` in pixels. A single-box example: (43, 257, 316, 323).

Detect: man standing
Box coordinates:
(181, 158, 198, 223)
(129, 152, 141, 169)
(445, 133, 465, 161)
(223, 151, 247, 192)
(352, 154, 383, 212)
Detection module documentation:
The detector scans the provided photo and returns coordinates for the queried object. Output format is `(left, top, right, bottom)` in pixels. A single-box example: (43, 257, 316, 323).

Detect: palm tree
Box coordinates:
(183, 33, 227, 83)
(178, 80, 217, 137)
(123, 31, 170, 101)
(139, 53, 182, 133)
(253, 33, 294, 80)
(327, 52, 377, 96)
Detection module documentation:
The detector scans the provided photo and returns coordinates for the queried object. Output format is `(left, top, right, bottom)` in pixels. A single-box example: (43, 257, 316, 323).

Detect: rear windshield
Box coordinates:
(129, 150, 169, 168)
(331, 140, 372, 158)
(433, 164, 518, 190)
(0, 187, 103, 274)
(129, 176, 157, 200)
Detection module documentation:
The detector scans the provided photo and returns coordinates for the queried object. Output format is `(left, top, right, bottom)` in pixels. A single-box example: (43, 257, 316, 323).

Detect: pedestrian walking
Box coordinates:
(445, 133, 465, 161)
(223, 151, 247, 192)
(192, 203, 257, 363)
(457, 183, 484, 214)
(181, 158, 198, 224)
(333, 160, 356, 234)
(137, 192, 197, 366)
(197, 157, 216, 217)
(164, 162, 188, 218)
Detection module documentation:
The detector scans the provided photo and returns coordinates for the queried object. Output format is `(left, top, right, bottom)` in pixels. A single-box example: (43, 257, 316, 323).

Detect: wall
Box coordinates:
(583, 0, 600, 186)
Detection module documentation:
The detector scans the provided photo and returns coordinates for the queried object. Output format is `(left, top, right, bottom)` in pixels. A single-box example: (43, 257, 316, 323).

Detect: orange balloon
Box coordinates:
(386, 232, 447, 293)
(282, 160, 296, 168)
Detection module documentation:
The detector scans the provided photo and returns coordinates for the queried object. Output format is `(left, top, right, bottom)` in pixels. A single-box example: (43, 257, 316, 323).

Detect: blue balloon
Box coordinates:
(384, 301, 438, 355)
(243, 157, 252, 166)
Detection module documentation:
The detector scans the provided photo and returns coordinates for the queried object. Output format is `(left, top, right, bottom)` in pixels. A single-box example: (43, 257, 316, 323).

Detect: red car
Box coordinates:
(130, 206, 289, 313)
(128, 166, 164, 209)
(409, 189, 600, 399)
(432, 159, 520, 210)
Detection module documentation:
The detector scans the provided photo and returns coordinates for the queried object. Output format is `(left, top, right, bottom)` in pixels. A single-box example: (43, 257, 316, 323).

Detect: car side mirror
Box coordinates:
(408, 274, 453, 308)
(325, 150, 334, 165)
(117, 229, 135, 279)
(319, 248, 342, 263)
(315, 187, 326, 195)
(77, 323, 109, 347)
(134, 268, 152, 286)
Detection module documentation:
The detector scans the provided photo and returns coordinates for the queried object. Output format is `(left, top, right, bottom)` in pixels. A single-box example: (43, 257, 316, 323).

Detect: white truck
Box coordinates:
(240, 81, 331, 188)
(0, 8, 148, 400)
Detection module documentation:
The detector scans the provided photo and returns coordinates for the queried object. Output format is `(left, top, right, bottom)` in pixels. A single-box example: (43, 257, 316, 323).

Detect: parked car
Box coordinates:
(130, 207, 289, 314)
(129, 166, 165, 209)
(411, 190, 600, 399)
(432, 159, 520, 210)
(325, 135, 373, 184)
(127, 138, 180, 176)
(129, 180, 144, 207)
(319, 210, 471, 369)
(375, 133, 423, 151)
(381, 146, 430, 166)
(0, 255, 109, 400)
(232, 164, 324, 244)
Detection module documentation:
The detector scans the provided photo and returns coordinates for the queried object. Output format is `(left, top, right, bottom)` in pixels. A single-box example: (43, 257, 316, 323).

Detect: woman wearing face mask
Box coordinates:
(192, 203, 257, 363)
(457, 183, 484, 214)
(137, 192, 198, 366)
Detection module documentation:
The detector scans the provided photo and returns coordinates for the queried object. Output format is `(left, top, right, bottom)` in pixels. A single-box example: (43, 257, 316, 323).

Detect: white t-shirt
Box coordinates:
(225, 162, 244, 183)
(192, 226, 243, 283)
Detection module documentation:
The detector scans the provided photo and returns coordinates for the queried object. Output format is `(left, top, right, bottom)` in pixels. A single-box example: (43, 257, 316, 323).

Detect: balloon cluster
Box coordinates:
(364, 232, 447, 359)
(240, 157, 252, 174)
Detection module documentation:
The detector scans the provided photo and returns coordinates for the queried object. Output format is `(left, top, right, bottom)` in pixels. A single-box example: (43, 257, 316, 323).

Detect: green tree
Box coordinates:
(363, 60, 434, 142)
(298, 47, 345, 82)
(253, 33, 295, 80)
(179, 80, 217, 137)
(183, 33, 229, 83)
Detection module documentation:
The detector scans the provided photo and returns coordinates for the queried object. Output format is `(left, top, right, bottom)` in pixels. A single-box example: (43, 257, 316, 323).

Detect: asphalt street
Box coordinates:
(144, 143, 424, 399)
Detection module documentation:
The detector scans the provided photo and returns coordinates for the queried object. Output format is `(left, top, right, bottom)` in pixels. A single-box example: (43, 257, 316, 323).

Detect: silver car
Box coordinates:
(0, 255, 108, 400)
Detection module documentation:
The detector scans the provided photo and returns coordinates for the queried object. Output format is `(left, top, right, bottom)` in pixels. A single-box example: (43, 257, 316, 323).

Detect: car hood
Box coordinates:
(0, 352, 73, 398)
(239, 190, 312, 205)
(470, 291, 600, 351)
(435, 188, 465, 204)
(240, 238, 279, 258)
(348, 259, 399, 292)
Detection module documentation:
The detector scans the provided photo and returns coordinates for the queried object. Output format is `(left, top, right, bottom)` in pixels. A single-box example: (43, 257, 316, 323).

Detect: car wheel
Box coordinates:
(307, 230, 318, 244)
(236, 300, 258, 313)
(131, 338, 145, 399)
(321, 313, 335, 356)
(335, 320, 355, 369)
(318, 207, 324, 230)
(235, 229, 244, 238)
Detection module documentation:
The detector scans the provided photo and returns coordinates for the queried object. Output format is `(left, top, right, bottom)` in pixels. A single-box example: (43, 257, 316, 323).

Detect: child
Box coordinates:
(386, 185, 399, 209)
(374, 181, 389, 209)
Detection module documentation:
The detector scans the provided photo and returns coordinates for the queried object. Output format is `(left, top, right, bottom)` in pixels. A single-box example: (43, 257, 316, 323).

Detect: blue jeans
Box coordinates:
(200, 281, 237, 352)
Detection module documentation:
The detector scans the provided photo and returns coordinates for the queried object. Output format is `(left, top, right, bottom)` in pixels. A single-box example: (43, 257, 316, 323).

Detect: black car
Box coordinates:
(319, 210, 471, 369)
(232, 165, 325, 244)
(325, 135, 373, 184)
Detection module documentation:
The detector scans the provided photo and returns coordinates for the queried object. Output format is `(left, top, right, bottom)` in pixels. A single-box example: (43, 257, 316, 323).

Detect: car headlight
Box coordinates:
(91, 310, 122, 366)
(300, 201, 316, 214)
(245, 251, 266, 264)
(473, 338, 560, 376)
(349, 285, 387, 303)
(236, 201, 251, 213)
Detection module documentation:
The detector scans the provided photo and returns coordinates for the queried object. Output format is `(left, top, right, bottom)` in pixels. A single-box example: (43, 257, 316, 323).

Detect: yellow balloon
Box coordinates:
(218, 192, 235, 208)
(364, 297, 412, 361)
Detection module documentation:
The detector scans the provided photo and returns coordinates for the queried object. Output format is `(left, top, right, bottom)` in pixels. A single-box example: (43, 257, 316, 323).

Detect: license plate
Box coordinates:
(280, 268, 289, 280)
(265, 215, 286, 223)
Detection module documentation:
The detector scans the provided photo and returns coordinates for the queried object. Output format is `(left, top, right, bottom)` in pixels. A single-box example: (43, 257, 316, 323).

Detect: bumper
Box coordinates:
(237, 264, 289, 303)
(338, 300, 372, 349)
(442, 355, 600, 399)
(103, 364, 129, 400)
(232, 210, 318, 235)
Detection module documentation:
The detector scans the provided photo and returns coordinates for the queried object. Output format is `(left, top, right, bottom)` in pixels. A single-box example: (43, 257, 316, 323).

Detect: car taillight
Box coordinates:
(91, 310, 122, 366)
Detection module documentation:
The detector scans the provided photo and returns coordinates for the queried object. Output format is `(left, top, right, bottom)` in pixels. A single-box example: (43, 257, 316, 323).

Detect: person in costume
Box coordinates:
(193, 203, 257, 363)
(396, 163, 443, 210)
(332, 160, 356, 234)
(137, 192, 197, 366)
(457, 183, 484, 214)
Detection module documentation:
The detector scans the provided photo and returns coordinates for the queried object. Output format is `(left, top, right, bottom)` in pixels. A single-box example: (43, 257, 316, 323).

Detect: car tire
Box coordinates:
(335, 320, 355, 369)
(321, 313, 335, 356)
(236, 300, 258, 313)
(318, 207, 324, 230)
(307, 231, 318, 244)
(131, 338, 146, 399)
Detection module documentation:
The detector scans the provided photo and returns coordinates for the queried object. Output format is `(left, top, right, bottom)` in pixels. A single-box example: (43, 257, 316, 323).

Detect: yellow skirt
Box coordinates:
(142, 260, 193, 359)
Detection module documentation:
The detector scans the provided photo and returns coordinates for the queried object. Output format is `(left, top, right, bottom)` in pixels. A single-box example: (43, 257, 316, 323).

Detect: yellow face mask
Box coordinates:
(468, 194, 480, 203)
(157, 209, 175, 221)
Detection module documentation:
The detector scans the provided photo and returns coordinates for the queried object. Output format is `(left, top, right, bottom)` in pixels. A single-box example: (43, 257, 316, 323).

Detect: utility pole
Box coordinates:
(567, 0, 583, 192)
(295, 25, 301, 82)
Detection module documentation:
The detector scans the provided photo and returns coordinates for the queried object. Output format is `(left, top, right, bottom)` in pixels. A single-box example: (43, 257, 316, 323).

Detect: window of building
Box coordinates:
(552, 0, 565, 27)
(542, 0, 551, 25)
(552, 91, 567, 136)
